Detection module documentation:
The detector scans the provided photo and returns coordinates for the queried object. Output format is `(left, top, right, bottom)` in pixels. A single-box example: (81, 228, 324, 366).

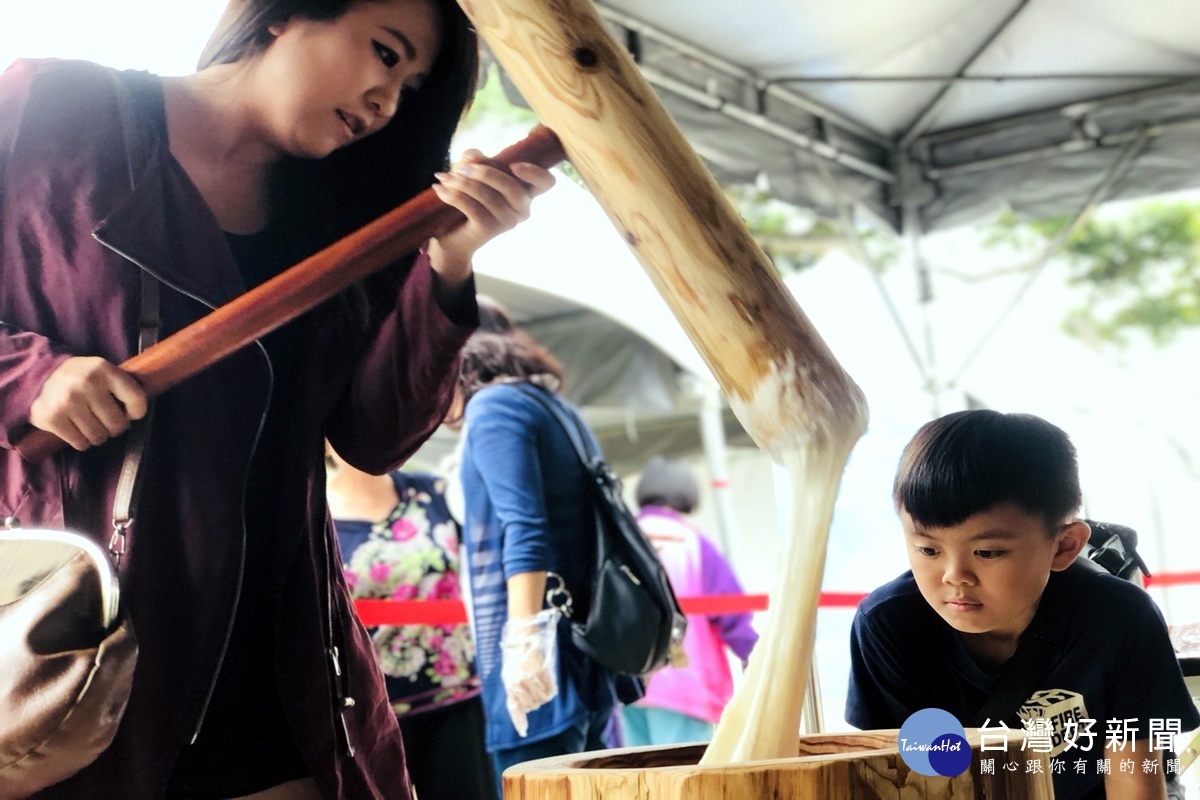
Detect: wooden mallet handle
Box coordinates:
(16, 126, 566, 463)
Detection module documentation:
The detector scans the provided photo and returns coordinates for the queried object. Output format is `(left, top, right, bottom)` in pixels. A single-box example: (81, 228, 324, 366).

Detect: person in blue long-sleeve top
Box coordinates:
(454, 329, 628, 794)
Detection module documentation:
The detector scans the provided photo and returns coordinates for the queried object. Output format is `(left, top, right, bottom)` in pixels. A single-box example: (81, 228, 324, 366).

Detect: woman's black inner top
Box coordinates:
(226, 225, 310, 548)
(165, 228, 313, 796)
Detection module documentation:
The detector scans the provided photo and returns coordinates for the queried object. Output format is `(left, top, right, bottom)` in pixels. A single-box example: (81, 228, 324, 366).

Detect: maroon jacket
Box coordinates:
(0, 59, 475, 798)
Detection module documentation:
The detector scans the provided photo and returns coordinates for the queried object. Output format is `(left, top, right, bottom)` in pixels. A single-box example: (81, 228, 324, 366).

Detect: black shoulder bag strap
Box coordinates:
(106, 69, 159, 569)
(966, 562, 1102, 726)
(512, 382, 596, 620)
(513, 383, 681, 689)
(512, 383, 596, 468)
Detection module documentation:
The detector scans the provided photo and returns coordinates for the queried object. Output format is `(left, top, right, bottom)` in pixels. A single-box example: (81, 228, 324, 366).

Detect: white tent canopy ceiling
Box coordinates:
(411, 176, 754, 475)
(471, 274, 753, 472)
(495, 0, 1200, 233)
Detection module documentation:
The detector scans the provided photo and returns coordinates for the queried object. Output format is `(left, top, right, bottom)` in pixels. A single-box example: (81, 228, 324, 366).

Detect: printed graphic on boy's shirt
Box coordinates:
(1018, 689, 1091, 757)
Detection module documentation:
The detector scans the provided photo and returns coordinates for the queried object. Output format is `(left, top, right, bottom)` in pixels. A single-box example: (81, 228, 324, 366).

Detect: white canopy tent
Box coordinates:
(467, 0, 1200, 627)
(511, 0, 1200, 234)
(409, 175, 756, 555)
(478, 0, 1200, 581)
(481, 0, 1200, 429)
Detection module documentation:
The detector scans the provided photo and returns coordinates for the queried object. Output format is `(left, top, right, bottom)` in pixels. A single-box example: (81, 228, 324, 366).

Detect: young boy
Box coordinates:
(846, 410, 1199, 800)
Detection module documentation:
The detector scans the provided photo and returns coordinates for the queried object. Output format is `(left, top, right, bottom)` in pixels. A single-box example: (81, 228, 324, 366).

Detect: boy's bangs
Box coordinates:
(893, 410, 1081, 529)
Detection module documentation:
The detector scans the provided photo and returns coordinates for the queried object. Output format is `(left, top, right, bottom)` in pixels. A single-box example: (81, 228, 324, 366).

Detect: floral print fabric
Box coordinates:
(336, 471, 480, 718)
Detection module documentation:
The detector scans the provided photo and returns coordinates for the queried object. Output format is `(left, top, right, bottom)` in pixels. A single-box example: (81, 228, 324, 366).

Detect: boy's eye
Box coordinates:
(975, 549, 1006, 559)
(916, 546, 939, 558)
(373, 40, 400, 68)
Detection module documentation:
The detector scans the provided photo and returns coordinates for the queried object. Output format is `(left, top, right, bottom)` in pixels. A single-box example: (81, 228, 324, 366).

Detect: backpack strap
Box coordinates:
(512, 383, 596, 467)
(1084, 519, 1151, 580)
(512, 383, 591, 618)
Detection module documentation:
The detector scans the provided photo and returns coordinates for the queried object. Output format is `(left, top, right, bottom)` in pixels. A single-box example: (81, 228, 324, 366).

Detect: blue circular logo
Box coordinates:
(897, 708, 971, 777)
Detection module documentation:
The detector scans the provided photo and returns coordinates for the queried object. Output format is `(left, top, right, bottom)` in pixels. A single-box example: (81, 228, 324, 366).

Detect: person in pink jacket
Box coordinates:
(621, 457, 759, 745)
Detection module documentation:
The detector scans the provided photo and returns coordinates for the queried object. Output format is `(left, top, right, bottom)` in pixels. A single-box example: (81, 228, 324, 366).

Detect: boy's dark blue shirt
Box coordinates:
(847, 560, 1199, 799)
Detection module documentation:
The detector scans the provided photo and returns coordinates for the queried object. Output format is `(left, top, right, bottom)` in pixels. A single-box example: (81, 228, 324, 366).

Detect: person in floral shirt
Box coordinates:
(327, 448, 495, 800)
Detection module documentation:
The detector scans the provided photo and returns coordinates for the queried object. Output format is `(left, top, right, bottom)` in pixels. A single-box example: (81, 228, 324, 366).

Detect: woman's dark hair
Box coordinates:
(458, 331, 565, 404)
(635, 456, 699, 514)
(476, 294, 516, 334)
(200, 0, 477, 245)
(893, 409, 1082, 533)
(199, 0, 479, 331)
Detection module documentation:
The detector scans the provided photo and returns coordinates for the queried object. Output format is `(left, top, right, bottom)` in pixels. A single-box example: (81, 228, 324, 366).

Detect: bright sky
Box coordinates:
(0, 1, 229, 76)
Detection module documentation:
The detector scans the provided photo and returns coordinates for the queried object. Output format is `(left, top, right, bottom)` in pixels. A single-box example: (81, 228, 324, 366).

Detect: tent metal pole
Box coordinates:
(896, 154, 943, 415)
(894, 0, 1035, 412)
(910, 228, 942, 417)
(801, 660, 825, 735)
(945, 128, 1150, 390)
(638, 66, 895, 184)
(920, 79, 1200, 146)
(698, 382, 737, 557)
(927, 115, 1200, 179)
(810, 151, 929, 384)
(898, 0, 1031, 150)
(594, 2, 891, 148)
(928, 139, 1099, 180)
(775, 72, 1200, 85)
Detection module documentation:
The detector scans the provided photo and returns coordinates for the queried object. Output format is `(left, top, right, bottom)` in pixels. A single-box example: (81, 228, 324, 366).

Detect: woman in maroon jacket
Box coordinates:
(0, 1, 552, 798)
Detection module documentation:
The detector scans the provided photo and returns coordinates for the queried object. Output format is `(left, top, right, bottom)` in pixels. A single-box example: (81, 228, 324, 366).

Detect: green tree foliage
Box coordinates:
(722, 185, 834, 272)
(462, 66, 538, 131)
(460, 66, 584, 185)
(989, 203, 1200, 346)
(722, 186, 900, 275)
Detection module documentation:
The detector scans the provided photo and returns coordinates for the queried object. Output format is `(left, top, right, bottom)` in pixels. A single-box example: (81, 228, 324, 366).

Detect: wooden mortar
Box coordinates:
(502, 730, 1054, 799)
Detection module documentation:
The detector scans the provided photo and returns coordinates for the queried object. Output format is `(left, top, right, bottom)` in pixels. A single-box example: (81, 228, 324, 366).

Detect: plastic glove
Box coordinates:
(500, 608, 561, 736)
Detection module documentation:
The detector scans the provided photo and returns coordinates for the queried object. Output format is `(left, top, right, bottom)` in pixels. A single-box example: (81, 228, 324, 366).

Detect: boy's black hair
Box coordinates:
(893, 409, 1082, 532)
(635, 456, 700, 514)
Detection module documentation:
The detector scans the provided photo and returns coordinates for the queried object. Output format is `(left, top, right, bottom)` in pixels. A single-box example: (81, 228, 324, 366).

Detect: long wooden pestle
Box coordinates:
(460, 0, 869, 766)
(16, 126, 566, 463)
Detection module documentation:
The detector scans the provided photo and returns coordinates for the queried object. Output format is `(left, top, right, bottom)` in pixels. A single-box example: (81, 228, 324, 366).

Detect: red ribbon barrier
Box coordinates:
(352, 571, 1200, 627)
(1145, 570, 1200, 588)
(354, 591, 863, 626)
(355, 599, 470, 627)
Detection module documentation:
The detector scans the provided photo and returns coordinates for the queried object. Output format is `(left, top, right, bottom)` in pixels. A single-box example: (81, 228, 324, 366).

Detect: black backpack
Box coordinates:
(516, 385, 687, 676)
(1081, 519, 1150, 582)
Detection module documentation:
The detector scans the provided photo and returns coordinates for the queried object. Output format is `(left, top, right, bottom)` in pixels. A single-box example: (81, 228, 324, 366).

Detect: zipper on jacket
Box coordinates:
(93, 235, 272, 745)
(190, 354, 269, 744)
(324, 522, 357, 757)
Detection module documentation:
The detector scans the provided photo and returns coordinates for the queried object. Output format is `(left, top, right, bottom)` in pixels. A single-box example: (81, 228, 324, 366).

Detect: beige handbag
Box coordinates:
(0, 526, 139, 799)
(0, 260, 158, 798)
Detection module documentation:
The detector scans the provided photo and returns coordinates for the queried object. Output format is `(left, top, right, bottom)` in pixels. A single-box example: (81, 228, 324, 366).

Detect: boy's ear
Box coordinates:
(1050, 520, 1090, 571)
